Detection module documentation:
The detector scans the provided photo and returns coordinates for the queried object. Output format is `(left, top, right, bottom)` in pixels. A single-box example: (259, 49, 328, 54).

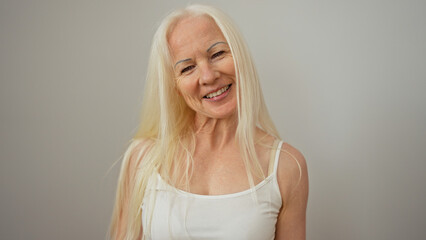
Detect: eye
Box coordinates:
(211, 50, 225, 59)
(181, 65, 195, 74)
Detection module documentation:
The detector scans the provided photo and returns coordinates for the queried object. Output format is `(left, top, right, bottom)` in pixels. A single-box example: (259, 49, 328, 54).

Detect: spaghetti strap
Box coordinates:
(267, 139, 279, 175)
(273, 141, 284, 173)
(142, 143, 284, 240)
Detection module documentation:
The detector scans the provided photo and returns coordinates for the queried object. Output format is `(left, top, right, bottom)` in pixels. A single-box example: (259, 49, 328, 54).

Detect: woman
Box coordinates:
(110, 4, 308, 240)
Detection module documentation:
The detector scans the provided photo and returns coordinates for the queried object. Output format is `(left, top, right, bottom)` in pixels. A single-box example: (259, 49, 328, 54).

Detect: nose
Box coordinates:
(199, 62, 218, 85)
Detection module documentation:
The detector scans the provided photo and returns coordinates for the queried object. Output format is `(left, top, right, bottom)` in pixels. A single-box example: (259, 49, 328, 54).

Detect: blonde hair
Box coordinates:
(109, 4, 279, 239)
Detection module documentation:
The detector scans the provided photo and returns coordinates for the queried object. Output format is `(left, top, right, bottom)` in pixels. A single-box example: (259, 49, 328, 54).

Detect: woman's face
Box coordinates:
(168, 15, 237, 120)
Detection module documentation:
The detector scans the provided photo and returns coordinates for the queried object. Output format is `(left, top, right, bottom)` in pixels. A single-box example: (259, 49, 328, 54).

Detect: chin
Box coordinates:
(205, 105, 238, 120)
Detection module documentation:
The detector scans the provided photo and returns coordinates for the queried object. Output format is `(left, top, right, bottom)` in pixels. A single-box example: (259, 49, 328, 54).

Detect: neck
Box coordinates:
(193, 113, 238, 150)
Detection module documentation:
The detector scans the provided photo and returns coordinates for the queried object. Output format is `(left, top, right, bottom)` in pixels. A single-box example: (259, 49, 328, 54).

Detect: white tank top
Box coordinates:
(141, 141, 283, 240)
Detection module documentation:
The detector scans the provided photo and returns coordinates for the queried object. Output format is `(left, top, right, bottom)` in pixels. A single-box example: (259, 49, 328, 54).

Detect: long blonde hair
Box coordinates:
(109, 4, 279, 239)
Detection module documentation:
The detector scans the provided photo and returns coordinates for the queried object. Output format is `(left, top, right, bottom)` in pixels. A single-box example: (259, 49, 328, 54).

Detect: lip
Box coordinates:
(202, 84, 232, 102)
(203, 84, 232, 98)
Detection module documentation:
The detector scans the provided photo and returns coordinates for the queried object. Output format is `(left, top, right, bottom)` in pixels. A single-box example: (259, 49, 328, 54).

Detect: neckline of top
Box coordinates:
(155, 172, 276, 199)
(154, 140, 283, 199)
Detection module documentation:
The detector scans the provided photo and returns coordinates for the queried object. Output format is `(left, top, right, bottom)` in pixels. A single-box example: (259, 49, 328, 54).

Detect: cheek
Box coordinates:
(180, 91, 202, 112)
(177, 79, 193, 95)
(230, 63, 236, 76)
(224, 57, 236, 76)
(177, 78, 200, 104)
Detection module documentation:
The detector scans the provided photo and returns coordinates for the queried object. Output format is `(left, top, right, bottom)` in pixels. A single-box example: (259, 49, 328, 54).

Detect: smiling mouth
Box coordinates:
(203, 84, 232, 99)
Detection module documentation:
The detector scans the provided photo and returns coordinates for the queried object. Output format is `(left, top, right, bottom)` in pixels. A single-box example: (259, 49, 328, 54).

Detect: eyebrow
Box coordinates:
(206, 41, 227, 52)
(174, 58, 191, 68)
(174, 41, 228, 68)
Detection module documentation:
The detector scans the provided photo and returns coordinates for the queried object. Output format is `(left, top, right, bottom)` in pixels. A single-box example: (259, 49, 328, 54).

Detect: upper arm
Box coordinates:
(112, 138, 149, 239)
(275, 143, 309, 240)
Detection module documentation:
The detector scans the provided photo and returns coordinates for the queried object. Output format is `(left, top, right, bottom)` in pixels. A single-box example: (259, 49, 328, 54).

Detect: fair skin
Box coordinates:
(169, 15, 309, 239)
(117, 15, 308, 239)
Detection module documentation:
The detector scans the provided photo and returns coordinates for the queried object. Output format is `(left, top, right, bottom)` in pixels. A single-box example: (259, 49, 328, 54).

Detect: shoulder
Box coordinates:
(123, 138, 154, 178)
(276, 142, 309, 205)
(278, 142, 307, 176)
(126, 138, 153, 159)
(274, 142, 308, 240)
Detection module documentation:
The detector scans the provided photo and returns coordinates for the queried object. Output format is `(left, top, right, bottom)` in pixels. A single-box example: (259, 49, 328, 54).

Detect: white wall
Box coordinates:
(1, 0, 425, 239)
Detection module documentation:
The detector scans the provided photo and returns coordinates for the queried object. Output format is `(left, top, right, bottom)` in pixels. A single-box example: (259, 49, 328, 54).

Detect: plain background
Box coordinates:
(1, 0, 425, 239)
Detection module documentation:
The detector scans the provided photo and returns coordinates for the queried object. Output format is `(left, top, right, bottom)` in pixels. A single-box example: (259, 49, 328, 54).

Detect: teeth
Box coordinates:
(205, 85, 230, 99)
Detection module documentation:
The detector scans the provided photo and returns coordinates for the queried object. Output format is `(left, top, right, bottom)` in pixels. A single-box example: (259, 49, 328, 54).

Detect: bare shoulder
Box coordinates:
(274, 142, 309, 238)
(124, 138, 154, 177)
(276, 142, 309, 205)
(278, 142, 307, 175)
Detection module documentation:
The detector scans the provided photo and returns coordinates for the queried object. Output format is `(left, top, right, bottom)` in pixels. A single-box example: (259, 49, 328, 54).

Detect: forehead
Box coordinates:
(168, 15, 226, 57)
